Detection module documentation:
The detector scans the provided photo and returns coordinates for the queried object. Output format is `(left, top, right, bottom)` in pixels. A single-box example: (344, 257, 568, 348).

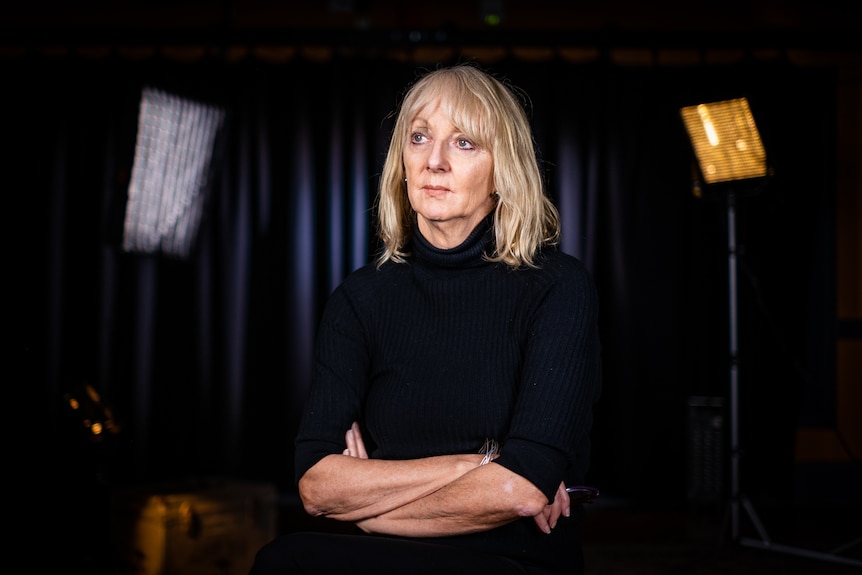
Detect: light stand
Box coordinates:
(682, 99, 862, 568)
(726, 189, 862, 567)
(724, 189, 773, 545)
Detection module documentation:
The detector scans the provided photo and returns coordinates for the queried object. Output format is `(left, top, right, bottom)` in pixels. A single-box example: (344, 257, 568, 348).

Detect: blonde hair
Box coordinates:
(375, 63, 560, 269)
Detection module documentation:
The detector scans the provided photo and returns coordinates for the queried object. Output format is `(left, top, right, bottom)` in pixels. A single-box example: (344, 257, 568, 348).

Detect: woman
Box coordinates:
(250, 63, 602, 574)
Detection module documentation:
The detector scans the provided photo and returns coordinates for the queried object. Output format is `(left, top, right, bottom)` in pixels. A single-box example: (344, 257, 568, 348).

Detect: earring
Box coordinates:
(403, 178, 408, 183)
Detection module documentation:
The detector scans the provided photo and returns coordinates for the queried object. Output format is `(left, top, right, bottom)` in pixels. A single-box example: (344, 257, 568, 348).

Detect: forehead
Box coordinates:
(407, 93, 489, 141)
(409, 98, 450, 125)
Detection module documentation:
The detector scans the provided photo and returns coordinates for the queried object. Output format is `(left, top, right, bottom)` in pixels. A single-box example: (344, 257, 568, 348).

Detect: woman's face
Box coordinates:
(403, 97, 496, 248)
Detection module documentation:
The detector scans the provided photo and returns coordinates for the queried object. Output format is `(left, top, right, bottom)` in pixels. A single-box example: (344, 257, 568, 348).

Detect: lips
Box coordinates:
(421, 184, 451, 197)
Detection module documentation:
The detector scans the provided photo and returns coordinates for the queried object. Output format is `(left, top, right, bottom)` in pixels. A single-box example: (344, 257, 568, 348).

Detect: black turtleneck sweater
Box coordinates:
(294, 214, 602, 572)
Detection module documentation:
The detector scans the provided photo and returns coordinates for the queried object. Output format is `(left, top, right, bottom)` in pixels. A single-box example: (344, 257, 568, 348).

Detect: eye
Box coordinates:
(456, 138, 474, 150)
(410, 132, 427, 144)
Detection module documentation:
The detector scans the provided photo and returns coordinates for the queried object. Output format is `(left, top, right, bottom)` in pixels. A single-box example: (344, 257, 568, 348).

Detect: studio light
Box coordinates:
(122, 87, 226, 259)
(682, 95, 768, 549)
(680, 97, 767, 189)
(680, 98, 862, 569)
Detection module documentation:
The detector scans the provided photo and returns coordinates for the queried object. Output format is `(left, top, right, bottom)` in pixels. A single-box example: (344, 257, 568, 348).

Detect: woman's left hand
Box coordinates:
(343, 421, 368, 459)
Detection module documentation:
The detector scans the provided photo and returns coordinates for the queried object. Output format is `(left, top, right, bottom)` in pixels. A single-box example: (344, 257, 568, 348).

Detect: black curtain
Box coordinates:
(13, 53, 836, 506)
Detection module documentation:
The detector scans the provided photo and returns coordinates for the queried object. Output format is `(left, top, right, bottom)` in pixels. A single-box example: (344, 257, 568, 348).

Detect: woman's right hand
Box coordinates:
(531, 482, 571, 533)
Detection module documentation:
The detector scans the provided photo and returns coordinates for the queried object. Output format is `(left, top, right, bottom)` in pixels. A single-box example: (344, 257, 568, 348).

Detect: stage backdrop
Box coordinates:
(12, 52, 838, 506)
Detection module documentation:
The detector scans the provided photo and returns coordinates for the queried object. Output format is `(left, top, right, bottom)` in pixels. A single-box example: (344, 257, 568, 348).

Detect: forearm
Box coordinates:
(298, 452, 480, 522)
(355, 462, 549, 537)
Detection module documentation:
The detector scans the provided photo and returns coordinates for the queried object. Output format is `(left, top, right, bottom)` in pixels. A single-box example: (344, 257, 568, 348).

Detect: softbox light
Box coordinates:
(680, 97, 767, 186)
(122, 87, 226, 259)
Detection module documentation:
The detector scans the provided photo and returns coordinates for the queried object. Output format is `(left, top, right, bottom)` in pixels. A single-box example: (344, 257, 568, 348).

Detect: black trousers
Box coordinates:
(248, 531, 576, 575)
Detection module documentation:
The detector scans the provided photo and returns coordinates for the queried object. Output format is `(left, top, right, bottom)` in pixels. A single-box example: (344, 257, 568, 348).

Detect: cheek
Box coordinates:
(406, 187, 423, 210)
(403, 149, 424, 173)
(466, 166, 495, 198)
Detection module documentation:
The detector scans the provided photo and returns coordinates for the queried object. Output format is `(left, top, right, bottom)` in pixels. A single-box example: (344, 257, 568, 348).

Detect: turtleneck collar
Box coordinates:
(412, 213, 495, 270)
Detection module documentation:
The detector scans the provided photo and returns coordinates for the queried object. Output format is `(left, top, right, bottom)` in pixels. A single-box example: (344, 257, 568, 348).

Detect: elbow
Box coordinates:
(297, 475, 327, 517)
(497, 470, 552, 518)
(511, 481, 553, 518)
(516, 493, 550, 518)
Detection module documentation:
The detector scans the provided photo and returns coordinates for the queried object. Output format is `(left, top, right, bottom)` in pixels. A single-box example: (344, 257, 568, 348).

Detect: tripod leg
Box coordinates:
(740, 495, 771, 543)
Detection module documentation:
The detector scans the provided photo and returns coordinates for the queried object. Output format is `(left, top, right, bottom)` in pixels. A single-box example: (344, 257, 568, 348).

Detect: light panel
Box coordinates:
(680, 97, 767, 186)
(122, 87, 226, 258)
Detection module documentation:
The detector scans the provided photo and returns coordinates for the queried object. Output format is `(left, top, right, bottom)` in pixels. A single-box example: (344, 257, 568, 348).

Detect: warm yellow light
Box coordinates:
(681, 97, 767, 185)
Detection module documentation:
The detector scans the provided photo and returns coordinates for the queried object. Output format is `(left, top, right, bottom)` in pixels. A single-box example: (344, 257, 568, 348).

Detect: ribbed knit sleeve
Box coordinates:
(492, 253, 602, 501)
(293, 272, 375, 482)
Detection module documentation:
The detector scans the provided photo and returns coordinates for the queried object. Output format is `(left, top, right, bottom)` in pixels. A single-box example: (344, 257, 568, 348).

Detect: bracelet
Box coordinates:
(479, 438, 500, 465)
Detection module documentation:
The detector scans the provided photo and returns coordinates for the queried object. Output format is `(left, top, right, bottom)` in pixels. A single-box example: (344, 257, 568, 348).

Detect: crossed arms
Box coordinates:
(298, 421, 573, 538)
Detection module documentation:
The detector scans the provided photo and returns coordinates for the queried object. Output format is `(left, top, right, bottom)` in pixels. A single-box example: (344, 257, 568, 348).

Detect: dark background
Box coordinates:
(7, 1, 860, 565)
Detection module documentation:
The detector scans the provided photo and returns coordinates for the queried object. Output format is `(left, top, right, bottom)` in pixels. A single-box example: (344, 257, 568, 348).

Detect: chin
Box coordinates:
(415, 209, 451, 223)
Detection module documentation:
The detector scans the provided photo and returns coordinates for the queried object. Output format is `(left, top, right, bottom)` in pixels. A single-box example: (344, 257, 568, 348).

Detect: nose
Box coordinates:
(426, 139, 449, 172)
